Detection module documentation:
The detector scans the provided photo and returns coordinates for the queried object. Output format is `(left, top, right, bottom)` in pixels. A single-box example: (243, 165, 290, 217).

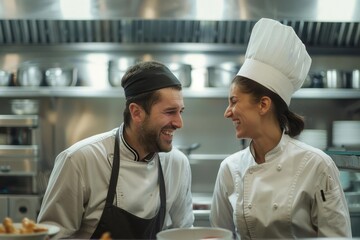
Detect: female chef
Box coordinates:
(210, 18, 352, 238)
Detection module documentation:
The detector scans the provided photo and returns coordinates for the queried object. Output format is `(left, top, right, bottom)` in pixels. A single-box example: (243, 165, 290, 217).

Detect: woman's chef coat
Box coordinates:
(37, 124, 194, 239)
(210, 133, 352, 239)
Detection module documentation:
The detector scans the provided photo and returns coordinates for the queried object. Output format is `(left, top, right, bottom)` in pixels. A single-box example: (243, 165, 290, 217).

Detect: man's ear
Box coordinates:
(129, 103, 145, 123)
(259, 96, 272, 115)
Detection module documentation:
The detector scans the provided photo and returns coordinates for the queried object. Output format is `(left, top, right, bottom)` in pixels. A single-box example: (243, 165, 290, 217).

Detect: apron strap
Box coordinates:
(104, 127, 166, 229)
(158, 157, 166, 230)
(105, 128, 120, 206)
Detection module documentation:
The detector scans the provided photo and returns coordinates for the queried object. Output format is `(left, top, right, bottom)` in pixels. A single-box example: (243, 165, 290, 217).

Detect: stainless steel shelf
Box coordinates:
(0, 87, 359, 99)
(326, 151, 360, 172)
(0, 115, 39, 127)
(0, 145, 39, 157)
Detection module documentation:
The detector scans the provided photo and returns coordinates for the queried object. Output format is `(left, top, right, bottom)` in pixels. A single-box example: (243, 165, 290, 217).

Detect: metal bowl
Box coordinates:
(11, 99, 39, 115)
(0, 70, 11, 86)
(207, 62, 239, 88)
(45, 67, 77, 87)
(108, 59, 136, 87)
(16, 65, 43, 87)
(167, 63, 192, 88)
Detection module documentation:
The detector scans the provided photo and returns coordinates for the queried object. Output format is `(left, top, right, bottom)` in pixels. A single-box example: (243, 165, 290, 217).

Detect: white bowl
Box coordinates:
(297, 129, 328, 150)
(157, 227, 233, 240)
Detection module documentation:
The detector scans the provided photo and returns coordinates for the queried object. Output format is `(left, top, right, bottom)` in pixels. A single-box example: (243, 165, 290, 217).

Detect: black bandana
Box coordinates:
(123, 66, 181, 98)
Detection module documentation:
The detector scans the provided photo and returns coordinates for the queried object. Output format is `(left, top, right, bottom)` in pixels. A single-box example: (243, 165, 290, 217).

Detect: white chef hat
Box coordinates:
(237, 18, 312, 106)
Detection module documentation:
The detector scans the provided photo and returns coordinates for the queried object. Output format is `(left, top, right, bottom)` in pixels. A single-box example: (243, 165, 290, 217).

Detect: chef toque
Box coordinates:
(237, 18, 312, 106)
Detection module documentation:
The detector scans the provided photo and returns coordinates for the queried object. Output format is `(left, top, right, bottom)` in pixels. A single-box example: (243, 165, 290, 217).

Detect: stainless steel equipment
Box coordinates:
(0, 70, 11, 86)
(324, 69, 349, 88)
(0, 0, 359, 54)
(0, 113, 43, 223)
(108, 59, 136, 87)
(352, 69, 360, 89)
(11, 99, 39, 115)
(0, 115, 40, 192)
(7, 195, 42, 222)
(207, 62, 239, 88)
(16, 65, 43, 87)
(45, 67, 78, 87)
(167, 63, 192, 88)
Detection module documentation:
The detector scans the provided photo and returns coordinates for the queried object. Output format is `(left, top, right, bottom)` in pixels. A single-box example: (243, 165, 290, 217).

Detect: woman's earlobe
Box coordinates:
(259, 96, 271, 114)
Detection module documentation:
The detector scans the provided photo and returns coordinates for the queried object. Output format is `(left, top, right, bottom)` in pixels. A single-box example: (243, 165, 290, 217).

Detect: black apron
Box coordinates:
(91, 128, 166, 239)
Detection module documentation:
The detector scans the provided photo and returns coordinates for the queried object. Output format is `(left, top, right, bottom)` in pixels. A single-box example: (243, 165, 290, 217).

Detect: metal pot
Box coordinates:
(352, 69, 360, 89)
(108, 59, 135, 87)
(167, 63, 192, 88)
(175, 143, 200, 155)
(45, 67, 77, 86)
(11, 99, 39, 115)
(0, 70, 11, 86)
(324, 69, 348, 88)
(207, 62, 239, 88)
(16, 65, 43, 87)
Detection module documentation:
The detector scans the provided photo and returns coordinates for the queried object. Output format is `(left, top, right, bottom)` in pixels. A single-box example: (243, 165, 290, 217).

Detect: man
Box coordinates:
(37, 61, 194, 239)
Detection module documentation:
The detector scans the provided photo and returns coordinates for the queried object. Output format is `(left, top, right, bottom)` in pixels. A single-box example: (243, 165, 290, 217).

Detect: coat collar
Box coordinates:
(118, 123, 156, 162)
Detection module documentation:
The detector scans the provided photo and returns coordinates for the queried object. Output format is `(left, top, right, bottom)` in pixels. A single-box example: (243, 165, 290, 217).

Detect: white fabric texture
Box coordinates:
(237, 18, 312, 106)
(210, 134, 352, 239)
(37, 124, 194, 239)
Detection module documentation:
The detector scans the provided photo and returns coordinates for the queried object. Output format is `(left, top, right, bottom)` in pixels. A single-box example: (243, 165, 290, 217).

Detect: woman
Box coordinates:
(210, 18, 352, 239)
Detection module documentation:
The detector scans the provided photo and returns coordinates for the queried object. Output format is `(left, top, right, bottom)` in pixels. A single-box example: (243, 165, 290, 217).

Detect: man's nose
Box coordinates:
(173, 113, 183, 129)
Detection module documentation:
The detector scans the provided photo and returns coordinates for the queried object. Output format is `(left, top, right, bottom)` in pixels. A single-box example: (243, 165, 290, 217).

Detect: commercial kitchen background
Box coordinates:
(0, 0, 359, 235)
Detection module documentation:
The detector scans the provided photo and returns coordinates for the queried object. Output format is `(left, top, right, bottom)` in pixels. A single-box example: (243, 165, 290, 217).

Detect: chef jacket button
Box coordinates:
(249, 169, 253, 174)
(248, 203, 252, 209)
(277, 165, 282, 171)
(273, 203, 278, 209)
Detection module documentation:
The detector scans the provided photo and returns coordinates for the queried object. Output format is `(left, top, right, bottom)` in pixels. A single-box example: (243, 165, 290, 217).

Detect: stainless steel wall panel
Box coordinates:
(8, 195, 41, 222)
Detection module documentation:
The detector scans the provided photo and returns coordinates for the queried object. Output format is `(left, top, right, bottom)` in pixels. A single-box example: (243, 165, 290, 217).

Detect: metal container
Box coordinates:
(167, 63, 192, 88)
(11, 99, 39, 115)
(175, 142, 200, 155)
(352, 69, 360, 89)
(324, 69, 348, 88)
(0, 70, 11, 86)
(16, 65, 43, 87)
(45, 67, 77, 86)
(108, 59, 135, 87)
(207, 62, 239, 88)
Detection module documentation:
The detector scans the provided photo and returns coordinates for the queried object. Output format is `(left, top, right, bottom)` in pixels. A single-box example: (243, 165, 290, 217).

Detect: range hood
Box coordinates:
(0, 0, 359, 54)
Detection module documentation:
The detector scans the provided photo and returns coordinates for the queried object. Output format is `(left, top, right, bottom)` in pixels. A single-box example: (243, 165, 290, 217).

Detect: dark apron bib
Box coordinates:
(91, 128, 166, 239)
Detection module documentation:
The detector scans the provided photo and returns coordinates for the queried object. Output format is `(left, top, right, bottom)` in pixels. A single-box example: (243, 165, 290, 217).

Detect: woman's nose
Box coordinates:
(224, 106, 232, 118)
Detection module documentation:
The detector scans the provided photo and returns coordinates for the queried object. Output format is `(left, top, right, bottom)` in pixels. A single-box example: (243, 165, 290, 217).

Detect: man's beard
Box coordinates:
(139, 118, 173, 153)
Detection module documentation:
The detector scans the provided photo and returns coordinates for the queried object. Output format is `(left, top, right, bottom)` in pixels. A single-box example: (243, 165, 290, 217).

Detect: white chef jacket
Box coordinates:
(37, 124, 194, 239)
(210, 133, 352, 239)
